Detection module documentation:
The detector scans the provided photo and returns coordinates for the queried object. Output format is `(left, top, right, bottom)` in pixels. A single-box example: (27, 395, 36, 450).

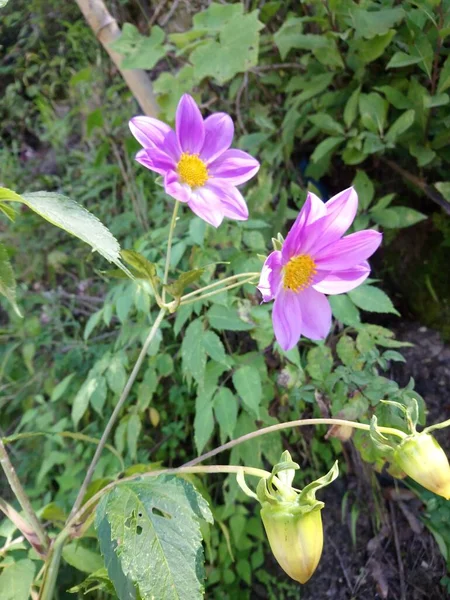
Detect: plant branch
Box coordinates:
(179, 272, 260, 302)
(183, 418, 407, 467)
(179, 275, 259, 306)
(0, 439, 49, 554)
(67, 307, 166, 520)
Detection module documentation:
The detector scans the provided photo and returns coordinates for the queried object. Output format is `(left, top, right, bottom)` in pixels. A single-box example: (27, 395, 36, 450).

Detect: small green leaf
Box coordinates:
(182, 319, 206, 385)
(166, 269, 205, 299)
(309, 113, 345, 136)
(359, 93, 388, 134)
(310, 136, 345, 163)
(352, 6, 404, 39)
(437, 55, 450, 94)
(352, 170, 374, 210)
(51, 373, 76, 402)
(63, 543, 104, 574)
(0, 202, 16, 221)
(371, 206, 426, 229)
(194, 390, 215, 453)
(306, 346, 333, 381)
(121, 250, 157, 281)
(96, 477, 213, 600)
(232, 365, 262, 418)
(0, 559, 36, 600)
(348, 285, 399, 315)
(434, 182, 450, 202)
(110, 24, 167, 70)
(202, 330, 230, 365)
(387, 52, 422, 69)
(343, 86, 361, 129)
(385, 109, 415, 143)
(329, 294, 361, 326)
(213, 388, 238, 443)
(0, 241, 21, 316)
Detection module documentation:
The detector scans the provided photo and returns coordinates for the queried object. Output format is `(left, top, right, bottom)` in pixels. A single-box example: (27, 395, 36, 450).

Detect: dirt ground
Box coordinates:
(253, 322, 450, 600)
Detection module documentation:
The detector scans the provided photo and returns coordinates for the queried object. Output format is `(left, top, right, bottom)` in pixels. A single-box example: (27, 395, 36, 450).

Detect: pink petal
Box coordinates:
(209, 149, 260, 185)
(282, 192, 326, 261)
(164, 171, 192, 204)
(298, 287, 331, 340)
(201, 113, 234, 164)
(162, 130, 182, 163)
(175, 94, 205, 154)
(272, 289, 303, 351)
(204, 181, 248, 221)
(312, 261, 370, 295)
(137, 147, 175, 175)
(314, 230, 382, 271)
(188, 186, 224, 228)
(301, 187, 359, 256)
(129, 116, 171, 149)
(258, 251, 283, 302)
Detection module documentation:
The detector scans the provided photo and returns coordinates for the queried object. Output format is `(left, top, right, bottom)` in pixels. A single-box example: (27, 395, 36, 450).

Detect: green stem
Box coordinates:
(179, 272, 260, 302)
(179, 275, 259, 306)
(67, 308, 166, 521)
(183, 418, 407, 467)
(39, 531, 69, 600)
(162, 201, 180, 304)
(0, 438, 49, 554)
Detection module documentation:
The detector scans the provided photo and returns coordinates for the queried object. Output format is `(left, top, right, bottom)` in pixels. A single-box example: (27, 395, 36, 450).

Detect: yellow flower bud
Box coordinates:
(261, 503, 323, 584)
(393, 432, 450, 500)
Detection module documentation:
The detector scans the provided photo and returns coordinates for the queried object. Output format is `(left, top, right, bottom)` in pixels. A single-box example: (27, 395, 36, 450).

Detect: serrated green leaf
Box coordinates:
(385, 109, 415, 143)
(0, 559, 35, 600)
(96, 477, 213, 600)
(110, 24, 167, 70)
(202, 330, 229, 365)
(348, 285, 399, 315)
(0, 241, 21, 316)
(329, 294, 361, 326)
(181, 319, 206, 385)
(352, 7, 404, 39)
(387, 52, 422, 69)
(213, 388, 238, 443)
(336, 335, 360, 367)
(207, 305, 253, 331)
(371, 206, 426, 229)
(63, 543, 104, 574)
(7, 191, 129, 274)
(306, 345, 333, 381)
(232, 365, 261, 418)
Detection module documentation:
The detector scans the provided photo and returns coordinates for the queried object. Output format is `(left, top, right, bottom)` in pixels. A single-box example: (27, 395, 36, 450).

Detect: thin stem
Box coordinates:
(179, 275, 259, 306)
(162, 201, 180, 304)
(0, 439, 49, 554)
(179, 272, 260, 302)
(183, 418, 407, 467)
(68, 308, 166, 520)
(39, 532, 68, 600)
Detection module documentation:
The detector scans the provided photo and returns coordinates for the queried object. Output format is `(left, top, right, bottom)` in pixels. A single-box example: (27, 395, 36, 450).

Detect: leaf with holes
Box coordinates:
(95, 476, 213, 600)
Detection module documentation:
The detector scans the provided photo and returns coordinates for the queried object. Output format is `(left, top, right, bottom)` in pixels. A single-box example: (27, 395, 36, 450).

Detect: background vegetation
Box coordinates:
(1, 0, 450, 598)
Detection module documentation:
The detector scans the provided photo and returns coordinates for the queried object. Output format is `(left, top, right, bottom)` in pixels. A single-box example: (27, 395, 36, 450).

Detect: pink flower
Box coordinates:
(129, 94, 260, 227)
(258, 188, 382, 351)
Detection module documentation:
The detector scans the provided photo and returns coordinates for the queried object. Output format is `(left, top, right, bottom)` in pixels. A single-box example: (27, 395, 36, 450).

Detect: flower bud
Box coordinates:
(261, 502, 323, 584)
(393, 432, 450, 500)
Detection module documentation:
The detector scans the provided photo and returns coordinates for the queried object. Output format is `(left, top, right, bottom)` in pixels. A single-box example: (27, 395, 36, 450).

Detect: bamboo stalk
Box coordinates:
(75, 0, 159, 116)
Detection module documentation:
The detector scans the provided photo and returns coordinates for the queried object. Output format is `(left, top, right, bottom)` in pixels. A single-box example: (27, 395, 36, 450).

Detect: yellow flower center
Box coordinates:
(283, 254, 317, 292)
(177, 153, 209, 188)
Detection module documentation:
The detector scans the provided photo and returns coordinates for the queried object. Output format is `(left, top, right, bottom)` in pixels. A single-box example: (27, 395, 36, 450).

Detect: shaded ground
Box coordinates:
(253, 322, 449, 600)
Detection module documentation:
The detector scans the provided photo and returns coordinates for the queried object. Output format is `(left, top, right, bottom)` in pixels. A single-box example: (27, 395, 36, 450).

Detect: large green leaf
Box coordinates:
(96, 477, 213, 600)
(348, 285, 399, 315)
(1, 188, 129, 274)
(232, 365, 262, 418)
(181, 318, 207, 385)
(0, 559, 36, 600)
(0, 241, 21, 316)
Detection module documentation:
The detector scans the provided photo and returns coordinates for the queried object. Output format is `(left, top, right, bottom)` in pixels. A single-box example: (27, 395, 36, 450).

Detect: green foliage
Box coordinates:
(96, 476, 213, 600)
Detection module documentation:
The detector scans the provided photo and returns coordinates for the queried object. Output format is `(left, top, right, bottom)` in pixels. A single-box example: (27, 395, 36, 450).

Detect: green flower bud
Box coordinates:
(393, 432, 450, 500)
(247, 451, 339, 585)
(261, 500, 323, 584)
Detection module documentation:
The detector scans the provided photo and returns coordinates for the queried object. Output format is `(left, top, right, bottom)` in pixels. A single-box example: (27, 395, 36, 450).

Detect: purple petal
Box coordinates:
(258, 251, 283, 302)
(201, 113, 234, 164)
(272, 289, 303, 351)
(314, 230, 382, 271)
(204, 181, 248, 221)
(297, 287, 331, 340)
(129, 116, 171, 148)
(162, 129, 182, 163)
(164, 171, 192, 204)
(312, 262, 370, 295)
(282, 192, 326, 261)
(188, 186, 224, 228)
(175, 94, 205, 154)
(301, 187, 359, 256)
(137, 147, 175, 175)
(209, 149, 260, 185)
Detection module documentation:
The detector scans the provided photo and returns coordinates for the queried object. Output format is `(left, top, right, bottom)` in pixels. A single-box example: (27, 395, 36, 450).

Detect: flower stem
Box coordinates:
(182, 418, 407, 467)
(67, 307, 166, 521)
(179, 275, 259, 306)
(0, 439, 49, 554)
(162, 200, 180, 304)
(179, 272, 260, 302)
(38, 531, 69, 600)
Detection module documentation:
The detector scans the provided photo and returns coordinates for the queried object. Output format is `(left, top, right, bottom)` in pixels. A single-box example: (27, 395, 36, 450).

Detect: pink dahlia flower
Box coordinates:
(258, 187, 382, 351)
(129, 94, 260, 227)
